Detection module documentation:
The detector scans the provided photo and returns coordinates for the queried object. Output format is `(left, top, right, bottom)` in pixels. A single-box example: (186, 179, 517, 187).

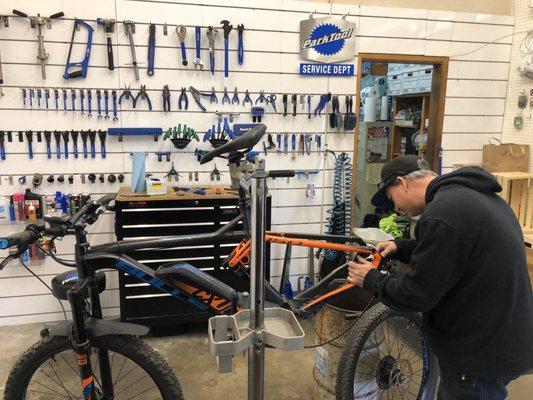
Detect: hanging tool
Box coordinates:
(292, 94, 297, 116)
(210, 87, 218, 104)
(188, 86, 212, 111)
(178, 87, 188, 110)
(12, 9, 64, 79)
(96, 18, 115, 70)
(96, 90, 102, 118)
(267, 94, 277, 113)
(147, 23, 156, 76)
(232, 87, 240, 105)
(133, 85, 152, 110)
(276, 133, 281, 152)
(220, 20, 232, 77)
(222, 87, 231, 104)
(194, 26, 204, 70)
(104, 89, 109, 118)
(62, 131, 69, 159)
(62, 89, 67, 111)
(330, 95, 342, 128)
(123, 21, 140, 81)
(314, 93, 331, 116)
(255, 91, 266, 105)
(282, 94, 288, 116)
(71, 130, 79, 158)
(53, 130, 61, 159)
(112, 90, 118, 121)
(28, 88, 34, 108)
(64, 19, 93, 79)
(251, 107, 264, 122)
(0, 51, 3, 96)
(70, 89, 76, 112)
(315, 133, 321, 152)
(44, 89, 50, 109)
(22, 88, 27, 107)
(237, 24, 244, 65)
(36, 88, 42, 108)
(243, 90, 252, 107)
(291, 133, 296, 160)
(80, 131, 89, 158)
(80, 89, 85, 115)
(0, 131, 5, 161)
(163, 24, 168, 36)
(25, 131, 34, 159)
(98, 130, 107, 158)
(206, 26, 218, 75)
(88, 131, 97, 158)
(87, 89, 92, 116)
(53, 89, 59, 110)
(176, 25, 188, 66)
(307, 95, 312, 119)
(118, 84, 134, 107)
(162, 85, 171, 112)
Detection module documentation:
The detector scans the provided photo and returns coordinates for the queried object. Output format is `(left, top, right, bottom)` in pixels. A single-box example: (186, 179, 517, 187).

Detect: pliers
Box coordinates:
(243, 90, 252, 107)
(162, 85, 171, 112)
(232, 87, 240, 105)
(210, 87, 218, 104)
(118, 84, 135, 107)
(133, 85, 152, 110)
(178, 87, 188, 110)
(222, 87, 231, 104)
(267, 94, 277, 113)
(255, 90, 267, 105)
(188, 86, 211, 111)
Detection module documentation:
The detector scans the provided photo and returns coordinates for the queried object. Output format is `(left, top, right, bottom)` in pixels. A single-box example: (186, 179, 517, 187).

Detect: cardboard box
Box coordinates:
(387, 74, 402, 96)
(401, 71, 419, 94)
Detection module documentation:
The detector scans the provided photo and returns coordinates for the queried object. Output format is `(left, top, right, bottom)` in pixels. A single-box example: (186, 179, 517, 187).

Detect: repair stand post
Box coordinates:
(248, 158, 267, 400)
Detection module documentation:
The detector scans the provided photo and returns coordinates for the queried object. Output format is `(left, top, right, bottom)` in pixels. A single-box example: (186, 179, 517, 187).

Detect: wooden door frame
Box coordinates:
(352, 53, 449, 222)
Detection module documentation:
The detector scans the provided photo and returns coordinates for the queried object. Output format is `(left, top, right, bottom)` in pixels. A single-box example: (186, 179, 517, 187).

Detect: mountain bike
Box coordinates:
(0, 124, 437, 399)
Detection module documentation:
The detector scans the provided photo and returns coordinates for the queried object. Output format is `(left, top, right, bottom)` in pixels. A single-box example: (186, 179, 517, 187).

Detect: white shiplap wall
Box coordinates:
(0, 0, 513, 326)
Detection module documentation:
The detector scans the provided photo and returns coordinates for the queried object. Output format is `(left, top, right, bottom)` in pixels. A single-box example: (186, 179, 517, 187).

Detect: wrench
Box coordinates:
(96, 89, 102, 118)
(112, 90, 118, 121)
(80, 89, 85, 115)
(104, 89, 109, 119)
(220, 20, 232, 78)
(237, 24, 244, 65)
(176, 25, 188, 66)
(206, 26, 218, 75)
(194, 26, 204, 70)
(87, 89, 92, 117)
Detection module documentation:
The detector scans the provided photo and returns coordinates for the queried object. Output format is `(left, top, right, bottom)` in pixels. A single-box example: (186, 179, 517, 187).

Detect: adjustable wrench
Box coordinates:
(176, 25, 188, 66)
(206, 26, 218, 75)
(123, 21, 139, 81)
(220, 20, 232, 78)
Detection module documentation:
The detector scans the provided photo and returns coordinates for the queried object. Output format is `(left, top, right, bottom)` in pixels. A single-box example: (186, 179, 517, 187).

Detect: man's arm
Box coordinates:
(393, 238, 418, 264)
(364, 218, 463, 313)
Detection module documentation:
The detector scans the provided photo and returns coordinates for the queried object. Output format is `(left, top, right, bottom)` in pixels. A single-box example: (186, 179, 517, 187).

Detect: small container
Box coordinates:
(12, 193, 25, 222)
(0, 197, 10, 224)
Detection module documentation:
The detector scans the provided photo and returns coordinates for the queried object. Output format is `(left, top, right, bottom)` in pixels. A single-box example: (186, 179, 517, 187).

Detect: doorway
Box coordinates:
(352, 54, 449, 229)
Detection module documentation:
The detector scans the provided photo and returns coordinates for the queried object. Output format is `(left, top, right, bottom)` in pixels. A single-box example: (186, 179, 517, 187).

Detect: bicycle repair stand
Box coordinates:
(208, 159, 305, 400)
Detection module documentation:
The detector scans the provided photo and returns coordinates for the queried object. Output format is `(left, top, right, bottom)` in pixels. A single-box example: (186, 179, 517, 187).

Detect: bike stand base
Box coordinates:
(208, 307, 305, 373)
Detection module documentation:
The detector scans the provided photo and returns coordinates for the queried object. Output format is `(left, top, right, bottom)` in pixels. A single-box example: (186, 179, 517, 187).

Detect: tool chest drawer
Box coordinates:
(114, 187, 271, 327)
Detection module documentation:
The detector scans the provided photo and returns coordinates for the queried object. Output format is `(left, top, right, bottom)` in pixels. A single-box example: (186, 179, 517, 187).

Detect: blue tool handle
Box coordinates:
(238, 36, 243, 65)
(63, 94, 67, 111)
(0, 145, 5, 161)
(45, 96, 49, 109)
(54, 96, 58, 110)
(97, 97, 101, 116)
(73, 143, 78, 159)
(56, 143, 61, 159)
(101, 144, 106, 159)
(195, 99, 206, 112)
(46, 143, 51, 159)
(106, 37, 114, 70)
(147, 38, 155, 76)
(195, 26, 201, 58)
(71, 95, 76, 112)
(83, 143, 88, 159)
(28, 143, 33, 159)
(88, 97, 92, 115)
(210, 52, 215, 75)
(104, 96, 109, 117)
(64, 142, 69, 159)
(180, 42, 187, 65)
(91, 142, 96, 158)
(224, 39, 229, 77)
(80, 96, 84, 114)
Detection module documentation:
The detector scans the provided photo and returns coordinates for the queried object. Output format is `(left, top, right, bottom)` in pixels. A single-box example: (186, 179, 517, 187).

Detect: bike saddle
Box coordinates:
(51, 270, 106, 300)
(199, 123, 266, 164)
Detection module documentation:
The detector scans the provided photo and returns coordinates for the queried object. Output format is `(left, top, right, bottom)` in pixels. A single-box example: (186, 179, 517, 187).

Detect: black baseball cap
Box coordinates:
(371, 155, 424, 209)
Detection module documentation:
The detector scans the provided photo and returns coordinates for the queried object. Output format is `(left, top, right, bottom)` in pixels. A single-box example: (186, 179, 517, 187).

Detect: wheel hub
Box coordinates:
(376, 355, 407, 390)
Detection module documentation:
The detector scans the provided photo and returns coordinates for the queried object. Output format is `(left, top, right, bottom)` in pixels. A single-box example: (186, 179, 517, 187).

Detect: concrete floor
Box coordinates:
(0, 319, 531, 399)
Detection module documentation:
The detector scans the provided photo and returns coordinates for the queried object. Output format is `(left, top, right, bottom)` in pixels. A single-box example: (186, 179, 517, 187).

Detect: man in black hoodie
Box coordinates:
(348, 155, 533, 400)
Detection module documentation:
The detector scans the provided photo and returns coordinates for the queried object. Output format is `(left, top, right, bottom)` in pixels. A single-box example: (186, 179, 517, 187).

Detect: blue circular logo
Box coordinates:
(0, 239, 8, 249)
(310, 23, 345, 56)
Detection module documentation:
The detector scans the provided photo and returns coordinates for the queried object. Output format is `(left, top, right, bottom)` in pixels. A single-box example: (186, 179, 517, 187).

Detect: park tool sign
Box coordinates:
(299, 16, 356, 76)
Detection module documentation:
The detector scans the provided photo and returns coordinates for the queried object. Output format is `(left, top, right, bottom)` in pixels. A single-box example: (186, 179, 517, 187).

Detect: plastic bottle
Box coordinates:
(0, 197, 10, 224)
(12, 193, 25, 221)
(54, 191, 63, 215)
(27, 204, 37, 221)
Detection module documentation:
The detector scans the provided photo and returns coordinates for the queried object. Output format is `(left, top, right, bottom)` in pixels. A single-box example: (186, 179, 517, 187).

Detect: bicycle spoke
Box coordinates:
(27, 388, 71, 398)
(39, 366, 77, 399)
(30, 379, 71, 398)
(113, 354, 129, 387)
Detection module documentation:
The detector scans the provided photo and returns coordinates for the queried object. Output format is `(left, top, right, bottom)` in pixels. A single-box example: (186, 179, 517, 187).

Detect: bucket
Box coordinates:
(313, 288, 381, 400)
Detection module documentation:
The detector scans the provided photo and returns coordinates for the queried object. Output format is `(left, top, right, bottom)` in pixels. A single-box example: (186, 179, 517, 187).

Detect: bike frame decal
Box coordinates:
(81, 374, 94, 400)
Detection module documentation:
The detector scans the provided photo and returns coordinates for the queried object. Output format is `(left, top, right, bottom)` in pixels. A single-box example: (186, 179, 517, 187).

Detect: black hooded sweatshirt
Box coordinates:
(363, 167, 533, 377)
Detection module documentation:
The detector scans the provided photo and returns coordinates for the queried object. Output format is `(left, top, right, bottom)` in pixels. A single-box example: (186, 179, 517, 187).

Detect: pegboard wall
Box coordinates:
(0, 0, 514, 325)
(501, 0, 533, 170)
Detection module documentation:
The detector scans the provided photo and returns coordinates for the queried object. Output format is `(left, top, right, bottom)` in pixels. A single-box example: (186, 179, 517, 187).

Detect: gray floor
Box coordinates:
(0, 319, 531, 399)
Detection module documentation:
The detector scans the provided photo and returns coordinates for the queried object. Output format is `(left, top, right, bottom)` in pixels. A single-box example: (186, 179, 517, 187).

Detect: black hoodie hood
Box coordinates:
(426, 166, 502, 204)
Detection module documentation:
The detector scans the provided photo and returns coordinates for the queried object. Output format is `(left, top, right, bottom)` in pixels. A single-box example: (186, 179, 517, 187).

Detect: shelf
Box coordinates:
(394, 120, 415, 128)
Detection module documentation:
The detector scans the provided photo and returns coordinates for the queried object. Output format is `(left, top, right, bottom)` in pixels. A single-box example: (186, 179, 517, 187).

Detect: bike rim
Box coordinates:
(21, 345, 164, 399)
(352, 315, 430, 400)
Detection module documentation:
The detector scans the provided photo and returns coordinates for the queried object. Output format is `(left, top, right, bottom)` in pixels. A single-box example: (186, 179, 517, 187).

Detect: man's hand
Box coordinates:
(347, 256, 375, 287)
(376, 240, 398, 257)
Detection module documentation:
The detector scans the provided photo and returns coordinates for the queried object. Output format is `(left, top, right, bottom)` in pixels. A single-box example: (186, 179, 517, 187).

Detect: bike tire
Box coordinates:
(335, 302, 439, 400)
(4, 334, 185, 400)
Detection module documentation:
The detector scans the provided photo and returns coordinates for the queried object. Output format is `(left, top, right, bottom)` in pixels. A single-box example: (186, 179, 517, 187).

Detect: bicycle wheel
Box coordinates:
(4, 334, 184, 400)
(336, 302, 439, 400)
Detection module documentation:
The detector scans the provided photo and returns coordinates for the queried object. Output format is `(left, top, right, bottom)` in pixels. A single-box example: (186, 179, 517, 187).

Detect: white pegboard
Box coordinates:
(501, 0, 533, 170)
